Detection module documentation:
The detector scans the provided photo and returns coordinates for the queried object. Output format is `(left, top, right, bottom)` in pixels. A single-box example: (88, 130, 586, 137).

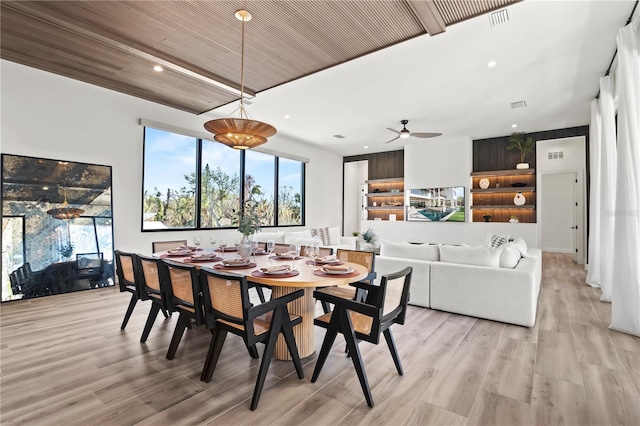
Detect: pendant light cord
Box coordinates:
(240, 16, 246, 119)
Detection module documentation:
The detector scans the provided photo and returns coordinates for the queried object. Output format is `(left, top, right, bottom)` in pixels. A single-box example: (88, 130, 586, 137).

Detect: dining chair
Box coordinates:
(317, 247, 334, 257)
(114, 250, 143, 330)
(152, 239, 188, 253)
(134, 253, 171, 343)
(198, 267, 305, 410)
(311, 266, 413, 407)
(159, 259, 204, 360)
(316, 249, 376, 313)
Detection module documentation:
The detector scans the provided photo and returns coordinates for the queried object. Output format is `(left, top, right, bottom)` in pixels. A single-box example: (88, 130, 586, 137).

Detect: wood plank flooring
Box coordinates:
(1, 253, 639, 425)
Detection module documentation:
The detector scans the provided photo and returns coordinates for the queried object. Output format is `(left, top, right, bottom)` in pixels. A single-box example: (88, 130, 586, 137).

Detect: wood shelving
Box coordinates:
(365, 177, 404, 221)
(470, 169, 536, 223)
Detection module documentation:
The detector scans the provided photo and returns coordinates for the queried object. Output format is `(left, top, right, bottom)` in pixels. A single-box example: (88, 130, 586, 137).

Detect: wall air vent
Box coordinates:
(333, 134, 346, 139)
(548, 151, 564, 160)
(489, 9, 510, 27)
(510, 100, 527, 109)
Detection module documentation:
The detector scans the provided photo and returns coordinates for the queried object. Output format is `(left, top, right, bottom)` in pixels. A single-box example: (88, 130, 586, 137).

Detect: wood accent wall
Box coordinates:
(473, 126, 589, 172)
(344, 150, 404, 179)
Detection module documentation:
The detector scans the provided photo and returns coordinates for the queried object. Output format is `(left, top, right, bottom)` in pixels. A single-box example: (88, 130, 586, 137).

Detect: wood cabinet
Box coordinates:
(365, 177, 404, 221)
(470, 169, 536, 223)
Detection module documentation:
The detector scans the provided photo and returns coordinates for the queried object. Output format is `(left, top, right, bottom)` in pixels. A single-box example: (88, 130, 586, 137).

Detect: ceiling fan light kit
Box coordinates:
(385, 119, 442, 143)
(204, 9, 276, 150)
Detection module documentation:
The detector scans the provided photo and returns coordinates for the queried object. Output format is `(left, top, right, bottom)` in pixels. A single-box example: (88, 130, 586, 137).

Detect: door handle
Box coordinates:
(571, 226, 578, 229)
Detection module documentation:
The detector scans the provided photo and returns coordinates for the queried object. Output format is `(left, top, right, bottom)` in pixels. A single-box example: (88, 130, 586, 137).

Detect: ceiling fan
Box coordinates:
(385, 119, 442, 143)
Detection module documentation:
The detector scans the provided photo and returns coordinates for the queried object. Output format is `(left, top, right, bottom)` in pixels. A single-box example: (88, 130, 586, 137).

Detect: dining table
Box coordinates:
(155, 248, 368, 360)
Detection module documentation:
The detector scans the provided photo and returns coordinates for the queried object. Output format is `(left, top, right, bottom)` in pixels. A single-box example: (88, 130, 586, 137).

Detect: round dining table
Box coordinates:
(156, 249, 368, 360)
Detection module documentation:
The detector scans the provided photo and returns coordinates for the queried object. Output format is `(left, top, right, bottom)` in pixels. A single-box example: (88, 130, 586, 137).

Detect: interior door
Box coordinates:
(541, 172, 578, 260)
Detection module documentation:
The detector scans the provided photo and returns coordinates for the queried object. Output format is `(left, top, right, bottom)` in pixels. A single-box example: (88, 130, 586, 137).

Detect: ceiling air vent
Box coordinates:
(333, 134, 346, 139)
(510, 100, 527, 109)
(489, 9, 510, 27)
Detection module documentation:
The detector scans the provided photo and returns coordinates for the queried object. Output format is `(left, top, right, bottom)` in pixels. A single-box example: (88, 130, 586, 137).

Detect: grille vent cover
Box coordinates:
(510, 100, 527, 109)
(489, 9, 510, 27)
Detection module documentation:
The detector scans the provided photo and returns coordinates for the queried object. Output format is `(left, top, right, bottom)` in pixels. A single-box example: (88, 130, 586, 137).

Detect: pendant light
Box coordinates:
(47, 187, 84, 220)
(204, 9, 276, 150)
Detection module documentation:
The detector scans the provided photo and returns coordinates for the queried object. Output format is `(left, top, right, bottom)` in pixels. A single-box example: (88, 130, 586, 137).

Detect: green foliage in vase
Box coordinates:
(361, 228, 377, 244)
(234, 201, 262, 236)
(507, 133, 535, 164)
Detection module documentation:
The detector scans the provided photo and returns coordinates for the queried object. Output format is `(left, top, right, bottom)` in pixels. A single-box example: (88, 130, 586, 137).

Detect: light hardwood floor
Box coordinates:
(1, 253, 639, 425)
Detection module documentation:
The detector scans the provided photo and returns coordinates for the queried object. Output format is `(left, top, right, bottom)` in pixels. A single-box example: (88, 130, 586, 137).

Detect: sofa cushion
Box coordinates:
(285, 234, 321, 247)
(380, 239, 440, 261)
(328, 227, 342, 245)
(499, 242, 521, 268)
(287, 230, 312, 239)
(310, 227, 331, 245)
(485, 233, 510, 248)
(440, 245, 501, 268)
(251, 231, 285, 244)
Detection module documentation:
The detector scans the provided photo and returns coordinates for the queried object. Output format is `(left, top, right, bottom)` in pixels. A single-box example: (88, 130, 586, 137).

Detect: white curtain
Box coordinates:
(598, 76, 617, 302)
(611, 21, 640, 337)
(586, 99, 602, 288)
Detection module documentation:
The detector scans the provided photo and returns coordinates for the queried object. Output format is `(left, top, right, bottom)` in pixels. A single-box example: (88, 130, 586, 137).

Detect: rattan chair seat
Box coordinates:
(218, 312, 300, 336)
(315, 311, 374, 336)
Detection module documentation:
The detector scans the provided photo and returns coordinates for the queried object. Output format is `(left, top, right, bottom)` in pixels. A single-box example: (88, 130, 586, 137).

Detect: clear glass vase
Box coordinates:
(237, 235, 253, 260)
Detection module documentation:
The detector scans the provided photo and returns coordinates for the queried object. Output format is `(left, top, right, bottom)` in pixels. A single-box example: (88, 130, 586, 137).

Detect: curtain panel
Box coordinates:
(586, 99, 603, 288)
(610, 21, 640, 337)
(598, 76, 618, 303)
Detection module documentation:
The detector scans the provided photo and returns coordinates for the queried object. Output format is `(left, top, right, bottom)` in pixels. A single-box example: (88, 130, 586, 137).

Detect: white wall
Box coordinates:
(1, 60, 344, 255)
(364, 137, 538, 247)
(536, 136, 587, 262)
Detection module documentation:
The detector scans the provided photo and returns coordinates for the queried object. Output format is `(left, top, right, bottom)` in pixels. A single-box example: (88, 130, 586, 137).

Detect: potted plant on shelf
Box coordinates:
(507, 132, 535, 170)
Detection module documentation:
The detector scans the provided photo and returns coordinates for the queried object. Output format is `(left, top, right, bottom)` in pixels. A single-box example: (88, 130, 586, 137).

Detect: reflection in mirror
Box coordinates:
(1, 154, 114, 301)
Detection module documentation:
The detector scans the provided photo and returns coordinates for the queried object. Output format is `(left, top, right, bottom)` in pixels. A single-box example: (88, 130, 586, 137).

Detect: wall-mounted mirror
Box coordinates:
(1, 154, 114, 302)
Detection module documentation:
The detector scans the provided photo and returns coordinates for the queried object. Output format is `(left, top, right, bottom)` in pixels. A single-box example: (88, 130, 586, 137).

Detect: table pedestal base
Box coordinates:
(271, 286, 315, 360)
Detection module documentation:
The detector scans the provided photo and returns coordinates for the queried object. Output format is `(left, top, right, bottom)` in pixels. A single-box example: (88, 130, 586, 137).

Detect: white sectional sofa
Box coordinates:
(251, 227, 357, 252)
(373, 239, 542, 327)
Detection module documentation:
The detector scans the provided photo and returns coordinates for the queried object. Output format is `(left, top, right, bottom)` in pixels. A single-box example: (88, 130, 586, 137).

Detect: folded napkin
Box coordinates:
(322, 265, 351, 272)
(191, 254, 217, 260)
(168, 249, 192, 255)
(318, 255, 337, 262)
(180, 245, 198, 251)
(259, 265, 291, 273)
(223, 258, 250, 266)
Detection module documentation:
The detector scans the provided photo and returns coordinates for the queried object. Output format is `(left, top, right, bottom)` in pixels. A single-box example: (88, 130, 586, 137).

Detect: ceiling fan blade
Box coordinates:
(411, 132, 443, 138)
(386, 128, 401, 135)
(385, 135, 400, 144)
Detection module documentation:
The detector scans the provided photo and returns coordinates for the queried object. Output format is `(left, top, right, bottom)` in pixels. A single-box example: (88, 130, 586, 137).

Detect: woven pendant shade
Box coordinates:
(204, 118, 276, 150)
(47, 188, 84, 220)
(204, 9, 276, 150)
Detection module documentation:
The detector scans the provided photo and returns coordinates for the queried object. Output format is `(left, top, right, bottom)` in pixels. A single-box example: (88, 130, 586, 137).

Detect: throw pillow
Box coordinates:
(512, 237, 529, 257)
(499, 242, 521, 268)
(310, 227, 331, 246)
(440, 245, 501, 268)
(328, 226, 342, 245)
(380, 239, 440, 261)
(485, 233, 510, 248)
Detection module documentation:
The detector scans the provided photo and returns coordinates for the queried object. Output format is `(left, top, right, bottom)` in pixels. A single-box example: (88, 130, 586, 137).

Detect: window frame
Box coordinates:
(141, 127, 305, 232)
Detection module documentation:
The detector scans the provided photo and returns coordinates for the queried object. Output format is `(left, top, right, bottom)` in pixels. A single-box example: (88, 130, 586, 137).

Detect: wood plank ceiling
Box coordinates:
(1, 0, 520, 115)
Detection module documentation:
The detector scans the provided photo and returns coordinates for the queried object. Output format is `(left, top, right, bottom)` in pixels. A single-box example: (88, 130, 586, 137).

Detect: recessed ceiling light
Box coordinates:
(153, 65, 164, 72)
(512, 124, 518, 128)
(284, 114, 290, 119)
(364, 145, 369, 149)
(487, 61, 496, 68)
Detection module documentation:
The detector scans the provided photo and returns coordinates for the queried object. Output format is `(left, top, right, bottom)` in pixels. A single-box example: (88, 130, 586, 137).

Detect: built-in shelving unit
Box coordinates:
(365, 177, 404, 221)
(470, 169, 536, 223)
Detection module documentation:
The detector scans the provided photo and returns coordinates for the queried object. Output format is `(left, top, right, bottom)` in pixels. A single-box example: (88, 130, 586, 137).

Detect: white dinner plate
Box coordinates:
(262, 268, 292, 275)
(322, 267, 354, 275)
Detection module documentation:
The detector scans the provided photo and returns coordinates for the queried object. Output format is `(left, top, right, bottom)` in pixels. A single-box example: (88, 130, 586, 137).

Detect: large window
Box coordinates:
(142, 127, 305, 230)
(278, 157, 303, 225)
(142, 128, 197, 230)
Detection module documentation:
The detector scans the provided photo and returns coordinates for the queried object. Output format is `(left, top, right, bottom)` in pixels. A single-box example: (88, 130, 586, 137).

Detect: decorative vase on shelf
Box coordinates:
(483, 214, 491, 222)
(237, 235, 253, 260)
(479, 178, 490, 189)
(516, 163, 530, 170)
(514, 192, 526, 206)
